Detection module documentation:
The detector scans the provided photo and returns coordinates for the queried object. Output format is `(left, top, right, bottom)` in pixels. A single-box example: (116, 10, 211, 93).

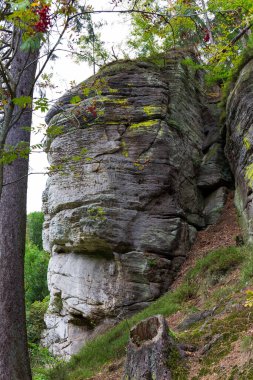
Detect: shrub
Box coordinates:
(27, 211, 44, 250)
(27, 296, 50, 343)
(29, 342, 62, 380)
(25, 242, 49, 306)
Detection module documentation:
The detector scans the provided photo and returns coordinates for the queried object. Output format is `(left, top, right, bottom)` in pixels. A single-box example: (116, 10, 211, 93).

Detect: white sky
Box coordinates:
(27, 1, 131, 213)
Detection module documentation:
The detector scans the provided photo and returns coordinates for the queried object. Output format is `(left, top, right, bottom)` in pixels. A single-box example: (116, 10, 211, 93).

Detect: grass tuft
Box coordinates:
(186, 246, 246, 284)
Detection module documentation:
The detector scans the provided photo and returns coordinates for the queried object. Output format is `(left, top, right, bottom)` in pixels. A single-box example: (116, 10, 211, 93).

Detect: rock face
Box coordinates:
(226, 59, 253, 241)
(42, 52, 231, 357)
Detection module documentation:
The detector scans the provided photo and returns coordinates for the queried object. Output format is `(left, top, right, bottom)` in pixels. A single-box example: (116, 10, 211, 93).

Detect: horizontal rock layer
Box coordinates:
(42, 53, 231, 357)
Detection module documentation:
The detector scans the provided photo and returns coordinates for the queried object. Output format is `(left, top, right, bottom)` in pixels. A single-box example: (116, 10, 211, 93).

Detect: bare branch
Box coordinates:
(0, 58, 14, 96)
(3, 171, 47, 187)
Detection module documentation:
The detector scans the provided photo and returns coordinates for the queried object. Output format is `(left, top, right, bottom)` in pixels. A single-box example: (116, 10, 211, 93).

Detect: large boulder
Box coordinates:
(42, 53, 230, 357)
(226, 59, 253, 240)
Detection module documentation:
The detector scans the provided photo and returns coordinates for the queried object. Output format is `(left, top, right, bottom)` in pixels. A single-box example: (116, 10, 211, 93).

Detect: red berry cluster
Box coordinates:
(34, 5, 51, 33)
(203, 29, 210, 43)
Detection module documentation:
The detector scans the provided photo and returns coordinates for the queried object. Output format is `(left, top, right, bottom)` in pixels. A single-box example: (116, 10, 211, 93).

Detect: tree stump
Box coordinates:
(123, 315, 180, 380)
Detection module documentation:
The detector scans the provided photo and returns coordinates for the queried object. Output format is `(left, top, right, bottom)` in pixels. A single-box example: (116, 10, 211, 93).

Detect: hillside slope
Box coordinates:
(44, 192, 253, 380)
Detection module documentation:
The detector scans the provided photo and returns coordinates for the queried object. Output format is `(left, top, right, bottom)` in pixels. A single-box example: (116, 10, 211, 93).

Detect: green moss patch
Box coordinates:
(98, 96, 128, 105)
(245, 163, 253, 188)
(167, 347, 188, 379)
(178, 309, 253, 378)
(243, 136, 251, 151)
(143, 105, 161, 116)
(129, 119, 158, 129)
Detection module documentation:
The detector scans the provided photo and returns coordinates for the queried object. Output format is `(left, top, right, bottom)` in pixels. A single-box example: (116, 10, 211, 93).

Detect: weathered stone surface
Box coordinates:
(198, 96, 232, 192)
(203, 187, 228, 225)
(42, 54, 231, 357)
(226, 59, 253, 241)
(177, 308, 215, 331)
(42, 252, 174, 357)
(201, 103, 223, 152)
(197, 143, 232, 190)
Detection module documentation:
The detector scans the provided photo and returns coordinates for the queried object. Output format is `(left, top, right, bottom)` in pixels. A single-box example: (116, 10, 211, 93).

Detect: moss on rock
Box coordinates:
(129, 120, 157, 129)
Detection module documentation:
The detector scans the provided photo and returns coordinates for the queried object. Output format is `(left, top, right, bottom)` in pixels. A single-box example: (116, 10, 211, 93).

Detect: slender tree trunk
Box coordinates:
(0, 40, 38, 379)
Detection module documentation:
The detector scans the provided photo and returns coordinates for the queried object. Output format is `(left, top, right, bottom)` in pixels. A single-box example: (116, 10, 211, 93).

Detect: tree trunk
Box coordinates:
(123, 315, 180, 380)
(0, 41, 39, 379)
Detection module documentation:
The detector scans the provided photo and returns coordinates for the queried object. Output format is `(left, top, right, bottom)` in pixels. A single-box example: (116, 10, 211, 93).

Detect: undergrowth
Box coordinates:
(44, 244, 253, 380)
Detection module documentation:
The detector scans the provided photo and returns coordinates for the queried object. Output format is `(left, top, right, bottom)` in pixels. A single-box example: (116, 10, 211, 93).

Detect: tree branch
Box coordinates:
(211, 22, 253, 63)
(3, 171, 47, 187)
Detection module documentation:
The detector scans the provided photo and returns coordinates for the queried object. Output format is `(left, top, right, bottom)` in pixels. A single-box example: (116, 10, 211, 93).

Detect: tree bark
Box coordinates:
(123, 315, 180, 380)
(0, 40, 38, 379)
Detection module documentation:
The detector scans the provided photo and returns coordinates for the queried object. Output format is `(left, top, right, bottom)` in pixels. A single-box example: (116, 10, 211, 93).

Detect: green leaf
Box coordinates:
(71, 155, 82, 162)
(46, 125, 64, 138)
(34, 98, 49, 112)
(21, 35, 41, 52)
(83, 88, 91, 97)
(0, 141, 31, 164)
(70, 95, 82, 104)
(9, 0, 30, 11)
(31, 143, 43, 150)
(13, 96, 32, 108)
(80, 148, 88, 155)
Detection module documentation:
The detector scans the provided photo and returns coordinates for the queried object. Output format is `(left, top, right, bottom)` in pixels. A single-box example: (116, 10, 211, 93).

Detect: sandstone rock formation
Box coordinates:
(226, 59, 253, 241)
(42, 52, 231, 357)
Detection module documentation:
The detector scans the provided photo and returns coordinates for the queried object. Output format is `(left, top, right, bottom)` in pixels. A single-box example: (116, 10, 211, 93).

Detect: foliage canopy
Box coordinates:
(128, 0, 253, 86)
